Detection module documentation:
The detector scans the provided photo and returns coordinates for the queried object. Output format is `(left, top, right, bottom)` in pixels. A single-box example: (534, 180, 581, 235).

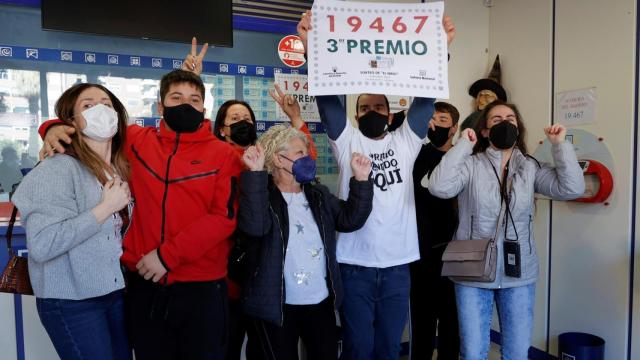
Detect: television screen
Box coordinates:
(41, 0, 233, 47)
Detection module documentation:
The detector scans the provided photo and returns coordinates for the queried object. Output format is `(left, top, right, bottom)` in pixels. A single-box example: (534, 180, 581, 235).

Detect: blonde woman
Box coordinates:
(238, 125, 373, 360)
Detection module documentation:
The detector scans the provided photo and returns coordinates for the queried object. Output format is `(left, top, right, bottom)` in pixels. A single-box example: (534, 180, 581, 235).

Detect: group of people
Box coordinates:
(10, 9, 585, 360)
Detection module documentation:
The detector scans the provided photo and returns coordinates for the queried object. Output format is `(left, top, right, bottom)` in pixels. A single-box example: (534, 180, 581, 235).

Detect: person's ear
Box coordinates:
(157, 101, 164, 117)
(273, 153, 283, 169)
(481, 128, 490, 138)
(450, 123, 459, 136)
(388, 113, 393, 125)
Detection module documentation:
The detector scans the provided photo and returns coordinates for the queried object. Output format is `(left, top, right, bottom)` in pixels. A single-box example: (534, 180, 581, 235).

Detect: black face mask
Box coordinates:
(428, 125, 452, 148)
(358, 111, 389, 139)
(163, 103, 204, 133)
(228, 121, 257, 147)
(489, 121, 518, 149)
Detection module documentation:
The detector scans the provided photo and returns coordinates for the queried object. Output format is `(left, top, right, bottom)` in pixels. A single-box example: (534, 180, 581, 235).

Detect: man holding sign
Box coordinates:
(298, 4, 455, 359)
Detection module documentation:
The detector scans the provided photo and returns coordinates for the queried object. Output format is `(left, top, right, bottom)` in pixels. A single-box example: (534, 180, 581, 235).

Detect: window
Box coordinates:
(97, 76, 159, 118)
(202, 74, 236, 120)
(0, 69, 41, 201)
(46, 72, 87, 118)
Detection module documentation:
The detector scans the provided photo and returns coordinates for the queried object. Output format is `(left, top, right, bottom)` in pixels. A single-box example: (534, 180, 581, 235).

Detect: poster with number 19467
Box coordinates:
(307, 0, 448, 98)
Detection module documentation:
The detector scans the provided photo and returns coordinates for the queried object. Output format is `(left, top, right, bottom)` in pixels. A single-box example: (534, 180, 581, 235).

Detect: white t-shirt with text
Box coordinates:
(330, 120, 424, 268)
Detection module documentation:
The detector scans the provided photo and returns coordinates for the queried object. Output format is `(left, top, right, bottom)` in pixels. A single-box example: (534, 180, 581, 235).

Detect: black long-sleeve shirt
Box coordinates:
(412, 143, 458, 256)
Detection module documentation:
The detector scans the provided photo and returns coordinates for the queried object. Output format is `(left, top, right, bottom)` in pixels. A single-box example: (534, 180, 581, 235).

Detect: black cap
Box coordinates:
(468, 78, 507, 102)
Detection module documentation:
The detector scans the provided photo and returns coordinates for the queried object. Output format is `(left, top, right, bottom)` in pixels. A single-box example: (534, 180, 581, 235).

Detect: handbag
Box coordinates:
(0, 199, 34, 295)
(440, 205, 504, 282)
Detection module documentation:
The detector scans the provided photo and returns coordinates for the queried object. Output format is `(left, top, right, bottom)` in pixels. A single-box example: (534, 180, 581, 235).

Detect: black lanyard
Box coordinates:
(487, 154, 519, 242)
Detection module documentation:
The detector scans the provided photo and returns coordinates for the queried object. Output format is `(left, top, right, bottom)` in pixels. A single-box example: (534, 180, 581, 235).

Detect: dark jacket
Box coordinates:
(238, 171, 374, 326)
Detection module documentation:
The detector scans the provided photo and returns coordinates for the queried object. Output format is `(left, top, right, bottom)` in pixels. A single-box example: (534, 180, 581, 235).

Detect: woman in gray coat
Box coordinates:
(13, 83, 132, 360)
(427, 100, 585, 359)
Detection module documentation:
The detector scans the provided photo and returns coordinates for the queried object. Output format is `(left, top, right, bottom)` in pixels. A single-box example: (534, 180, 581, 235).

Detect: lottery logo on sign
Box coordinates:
(130, 57, 141, 66)
(26, 49, 38, 59)
(278, 35, 306, 68)
(257, 122, 266, 131)
(135, 119, 144, 127)
(256, 67, 265, 76)
(274, 68, 283, 74)
(108, 55, 119, 64)
(152, 58, 163, 68)
(238, 65, 247, 74)
(219, 64, 229, 73)
(84, 53, 96, 63)
(0, 47, 12, 57)
(172, 60, 182, 69)
(291, 70, 299, 74)
(61, 51, 72, 61)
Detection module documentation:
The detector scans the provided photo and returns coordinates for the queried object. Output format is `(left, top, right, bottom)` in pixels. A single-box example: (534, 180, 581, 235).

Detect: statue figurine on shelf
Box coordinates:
(460, 55, 508, 131)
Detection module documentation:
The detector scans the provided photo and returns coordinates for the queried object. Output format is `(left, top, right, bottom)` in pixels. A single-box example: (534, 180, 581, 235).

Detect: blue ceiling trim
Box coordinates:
(233, 14, 297, 35)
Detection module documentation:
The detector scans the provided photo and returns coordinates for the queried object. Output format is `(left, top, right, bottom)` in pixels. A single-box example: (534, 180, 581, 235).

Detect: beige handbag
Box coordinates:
(441, 203, 505, 282)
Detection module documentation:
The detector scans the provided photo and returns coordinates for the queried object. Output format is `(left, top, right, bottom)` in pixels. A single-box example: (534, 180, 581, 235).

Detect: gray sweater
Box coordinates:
(428, 138, 585, 289)
(12, 154, 126, 300)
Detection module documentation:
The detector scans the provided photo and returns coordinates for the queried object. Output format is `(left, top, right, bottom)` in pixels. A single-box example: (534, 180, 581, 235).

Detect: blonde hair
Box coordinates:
(257, 124, 309, 173)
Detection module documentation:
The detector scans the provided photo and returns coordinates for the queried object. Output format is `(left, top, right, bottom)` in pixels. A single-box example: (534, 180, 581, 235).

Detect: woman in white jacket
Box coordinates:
(427, 101, 585, 359)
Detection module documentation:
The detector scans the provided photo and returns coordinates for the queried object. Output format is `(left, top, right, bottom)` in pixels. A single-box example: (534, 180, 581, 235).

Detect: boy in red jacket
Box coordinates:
(40, 70, 243, 359)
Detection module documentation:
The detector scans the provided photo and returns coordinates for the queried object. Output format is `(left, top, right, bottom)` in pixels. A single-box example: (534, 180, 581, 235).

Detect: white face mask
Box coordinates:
(80, 104, 118, 142)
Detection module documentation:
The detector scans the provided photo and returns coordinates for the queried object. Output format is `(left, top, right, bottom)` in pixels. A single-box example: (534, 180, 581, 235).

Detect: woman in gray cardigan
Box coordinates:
(13, 83, 132, 360)
(427, 101, 585, 359)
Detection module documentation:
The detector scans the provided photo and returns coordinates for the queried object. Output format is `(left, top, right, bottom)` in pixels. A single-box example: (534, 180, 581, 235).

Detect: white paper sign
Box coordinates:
(274, 73, 321, 123)
(556, 87, 597, 125)
(308, 0, 448, 98)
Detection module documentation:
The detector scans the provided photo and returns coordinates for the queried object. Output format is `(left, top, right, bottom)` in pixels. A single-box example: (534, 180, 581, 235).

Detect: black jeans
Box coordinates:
(227, 298, 264, 360)
(409, 245, 460, 360)
(125, 272, 228, 360)
(253, 298, 338, 360)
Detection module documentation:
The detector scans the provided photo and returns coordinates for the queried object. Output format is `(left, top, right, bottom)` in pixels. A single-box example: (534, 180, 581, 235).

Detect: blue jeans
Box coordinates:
(36, 290, 131, 360)
(455, 283, 535, 360)
(340, 264, 410, 360)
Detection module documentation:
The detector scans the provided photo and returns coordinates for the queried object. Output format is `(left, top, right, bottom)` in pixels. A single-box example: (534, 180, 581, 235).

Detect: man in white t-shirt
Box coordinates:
(298, 12, 456, 360)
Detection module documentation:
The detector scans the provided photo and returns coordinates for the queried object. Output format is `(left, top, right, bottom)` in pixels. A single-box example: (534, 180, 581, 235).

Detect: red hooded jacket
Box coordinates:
(40, 119, 243, 284)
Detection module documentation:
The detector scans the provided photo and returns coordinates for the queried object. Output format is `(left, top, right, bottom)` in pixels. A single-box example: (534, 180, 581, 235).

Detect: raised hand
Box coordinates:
(428, 118, 436, 131)
(443, 15, 456, 46)
(544, 124, 567, 145)
(460, 128, 477, 145)
(39, 125, 75, 160)
(243, 144, 266, 171)
(350, 153, 372, 181)
(297, 10, 312, 53)
(181, 37, 209, 75)
(270, 84, 303, 129)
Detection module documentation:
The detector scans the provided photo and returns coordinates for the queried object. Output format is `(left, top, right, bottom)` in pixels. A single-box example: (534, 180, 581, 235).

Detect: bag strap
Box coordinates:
(5, 197, 18, 256)
(486, 153, 519, 242)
